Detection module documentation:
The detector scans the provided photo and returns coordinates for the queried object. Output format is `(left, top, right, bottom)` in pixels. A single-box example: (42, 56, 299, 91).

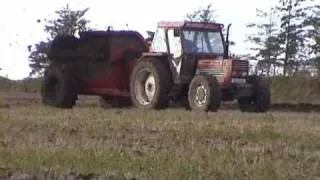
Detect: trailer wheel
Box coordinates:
(41, 67, 77, 108)
(187, 76, 221, 112)
(238, 75, 270, 113)
(130, 58, 172, 109)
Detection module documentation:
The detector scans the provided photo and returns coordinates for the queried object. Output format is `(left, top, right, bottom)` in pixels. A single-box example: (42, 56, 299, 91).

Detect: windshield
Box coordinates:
(182, 30, 224, 54)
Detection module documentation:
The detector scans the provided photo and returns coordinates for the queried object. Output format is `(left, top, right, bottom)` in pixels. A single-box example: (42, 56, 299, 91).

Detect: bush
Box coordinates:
(0, 77, 42, 92)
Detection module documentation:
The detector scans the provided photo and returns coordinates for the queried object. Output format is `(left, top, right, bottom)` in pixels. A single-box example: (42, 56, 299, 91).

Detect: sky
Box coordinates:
(0, 0, 278, 80)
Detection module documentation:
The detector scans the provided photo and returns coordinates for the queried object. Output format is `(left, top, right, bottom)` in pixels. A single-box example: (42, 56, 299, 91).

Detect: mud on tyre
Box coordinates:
(238, 75, 270, 113)
(41, 66, 77, 108)
(187, 76, 221, 112)
(130, 58, 172, 109)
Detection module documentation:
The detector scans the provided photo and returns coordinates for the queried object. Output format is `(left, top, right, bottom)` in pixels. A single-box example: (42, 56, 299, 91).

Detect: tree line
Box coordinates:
(27, 2, 319, 77)
(245, 0, 319, 77)
(28, 4, 90, 76)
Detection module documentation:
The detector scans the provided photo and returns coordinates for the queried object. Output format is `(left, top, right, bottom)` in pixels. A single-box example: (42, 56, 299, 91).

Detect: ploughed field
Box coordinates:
(0, 92, 320, 180)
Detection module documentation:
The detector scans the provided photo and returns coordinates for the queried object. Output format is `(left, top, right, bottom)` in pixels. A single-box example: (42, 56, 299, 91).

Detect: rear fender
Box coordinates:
(137, 52, 178, 83)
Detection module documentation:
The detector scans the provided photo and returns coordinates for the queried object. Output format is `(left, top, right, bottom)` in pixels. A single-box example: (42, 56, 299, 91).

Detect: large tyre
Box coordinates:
(130, 58, 172, 109)
(187, 76, 221, 112)
(41, 67, 77, 108)
(238, 75, 271, 113)
(99, 96, 132, 108)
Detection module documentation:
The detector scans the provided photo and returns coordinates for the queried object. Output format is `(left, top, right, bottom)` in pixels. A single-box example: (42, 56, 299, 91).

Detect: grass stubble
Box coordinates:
(0, 102, 320, 180)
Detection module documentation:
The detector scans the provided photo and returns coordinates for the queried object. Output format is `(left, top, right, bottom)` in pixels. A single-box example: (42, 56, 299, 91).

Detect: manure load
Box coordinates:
(47, 30, 149, 62)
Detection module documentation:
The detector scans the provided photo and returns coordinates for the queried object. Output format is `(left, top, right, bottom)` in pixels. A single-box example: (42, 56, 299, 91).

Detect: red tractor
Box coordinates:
(41, 21, 270, 112)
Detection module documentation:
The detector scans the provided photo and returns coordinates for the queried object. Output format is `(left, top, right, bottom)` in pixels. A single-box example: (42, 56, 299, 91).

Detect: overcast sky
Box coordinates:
(0, 0, 278, 80)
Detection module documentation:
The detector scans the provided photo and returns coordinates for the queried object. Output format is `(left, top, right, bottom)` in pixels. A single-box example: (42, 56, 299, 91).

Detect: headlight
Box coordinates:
(232, 71, 238, 76)
(232, 71, 247, 77)
(241, 72, 248, 76)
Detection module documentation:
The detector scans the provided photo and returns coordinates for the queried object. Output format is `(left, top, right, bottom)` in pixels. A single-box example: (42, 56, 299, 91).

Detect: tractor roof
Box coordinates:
(157, 21, 224, 30)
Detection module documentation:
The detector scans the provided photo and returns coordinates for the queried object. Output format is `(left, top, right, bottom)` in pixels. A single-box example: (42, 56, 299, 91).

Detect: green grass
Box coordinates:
(1, 105, 320, 179)
(268, 76, 320, 103)
(0, 76, 42, 92)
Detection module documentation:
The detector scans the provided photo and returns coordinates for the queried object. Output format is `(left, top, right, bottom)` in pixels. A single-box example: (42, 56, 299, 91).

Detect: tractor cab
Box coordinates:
(149, 21, 226, 58)
(147, 21, 249, 88)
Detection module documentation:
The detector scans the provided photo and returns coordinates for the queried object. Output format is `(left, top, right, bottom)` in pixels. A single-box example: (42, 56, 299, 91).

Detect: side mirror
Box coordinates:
(173, 29, 180, 37)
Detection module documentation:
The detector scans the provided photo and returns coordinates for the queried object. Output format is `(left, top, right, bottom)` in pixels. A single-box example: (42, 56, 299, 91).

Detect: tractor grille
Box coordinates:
(232, 60, 249, 71)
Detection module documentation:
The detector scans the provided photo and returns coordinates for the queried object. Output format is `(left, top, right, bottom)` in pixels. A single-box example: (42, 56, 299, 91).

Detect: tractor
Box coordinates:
(41, 21, 270, 112)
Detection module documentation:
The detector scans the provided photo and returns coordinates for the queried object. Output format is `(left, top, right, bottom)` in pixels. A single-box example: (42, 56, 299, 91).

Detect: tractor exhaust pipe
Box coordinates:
(224, 23, 232, 59)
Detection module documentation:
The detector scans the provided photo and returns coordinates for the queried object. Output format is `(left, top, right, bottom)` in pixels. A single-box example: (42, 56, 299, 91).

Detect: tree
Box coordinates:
(28, 42, 51, 76)
(186, 4, 216, 23)
(247, 0, 316, 76)
(304, 5, 320, 75)
(44, 4, 90, 38)
(246, 8, 281, 76)
(185, 3, 235, 49)
(275, 0, 313, 76)
(28, 4, 90, 76)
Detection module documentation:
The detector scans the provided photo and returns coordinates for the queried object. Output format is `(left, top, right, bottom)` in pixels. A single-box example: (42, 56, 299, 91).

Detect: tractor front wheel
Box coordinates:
(187, 76, 221, 112)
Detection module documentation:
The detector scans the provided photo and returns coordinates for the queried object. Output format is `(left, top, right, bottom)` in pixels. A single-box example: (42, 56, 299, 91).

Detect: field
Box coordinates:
(0, 92, 320, 180)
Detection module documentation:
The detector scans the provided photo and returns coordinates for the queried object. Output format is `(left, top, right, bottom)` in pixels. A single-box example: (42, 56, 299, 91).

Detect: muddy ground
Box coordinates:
(1, 91, 320, 112)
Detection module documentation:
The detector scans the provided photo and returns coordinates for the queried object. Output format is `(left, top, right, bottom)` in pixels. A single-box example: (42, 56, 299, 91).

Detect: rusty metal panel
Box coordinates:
(184, 21, 224, 30)
(196, 59, 233, 87)
(158, 21, 224, 30)
(158, 21, 184, 28)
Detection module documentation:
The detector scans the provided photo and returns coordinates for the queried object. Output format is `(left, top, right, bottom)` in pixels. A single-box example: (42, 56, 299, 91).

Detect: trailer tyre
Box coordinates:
(41, 67, 77, 108)
(238, 75, 270, 112)
(187, 76, 221, 112)
(130, 58, 172, 109)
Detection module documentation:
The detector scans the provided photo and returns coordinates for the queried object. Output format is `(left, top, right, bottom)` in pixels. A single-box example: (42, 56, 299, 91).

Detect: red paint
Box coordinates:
(196, 58, 240, 88)
(78, 30, 148, 97)
(74, 29, 249, 98)
(84, 61, 135, 97)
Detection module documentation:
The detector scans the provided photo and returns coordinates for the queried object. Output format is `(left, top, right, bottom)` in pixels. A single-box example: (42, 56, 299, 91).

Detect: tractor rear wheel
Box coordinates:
(130, 58, 172, 109)
(41, 67, 77, 108)
(187, 76, 221, 112)
(237, 75, 270, 113)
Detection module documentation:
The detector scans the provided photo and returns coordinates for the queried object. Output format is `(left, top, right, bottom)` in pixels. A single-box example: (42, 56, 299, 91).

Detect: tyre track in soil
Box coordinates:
(1, 92, 320, 113)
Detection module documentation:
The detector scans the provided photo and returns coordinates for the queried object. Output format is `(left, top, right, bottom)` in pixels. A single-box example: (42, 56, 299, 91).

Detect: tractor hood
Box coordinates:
(195, 58, 249, 87)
